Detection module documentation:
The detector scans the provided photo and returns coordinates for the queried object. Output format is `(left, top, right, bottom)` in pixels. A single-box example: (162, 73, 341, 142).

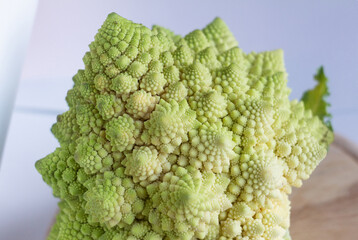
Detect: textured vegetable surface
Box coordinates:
(36, 13, 333, 240)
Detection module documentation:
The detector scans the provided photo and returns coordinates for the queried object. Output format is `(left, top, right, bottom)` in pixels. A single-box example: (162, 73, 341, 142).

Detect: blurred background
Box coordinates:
(0, 0, 357, 239)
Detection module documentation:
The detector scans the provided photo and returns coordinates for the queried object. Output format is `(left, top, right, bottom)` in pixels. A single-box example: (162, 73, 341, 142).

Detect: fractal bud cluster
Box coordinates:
(36, 13, 333, 240)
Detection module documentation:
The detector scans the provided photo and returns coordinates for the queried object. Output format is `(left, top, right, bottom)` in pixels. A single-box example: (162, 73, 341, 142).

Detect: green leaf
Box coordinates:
(301, 66, 333, 131)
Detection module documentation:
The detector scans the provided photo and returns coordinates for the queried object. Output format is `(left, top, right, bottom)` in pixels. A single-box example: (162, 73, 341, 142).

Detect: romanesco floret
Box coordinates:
(36, 12, 333, 240)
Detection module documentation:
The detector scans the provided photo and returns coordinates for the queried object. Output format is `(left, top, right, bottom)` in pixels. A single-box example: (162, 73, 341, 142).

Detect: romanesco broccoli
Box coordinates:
(36, 12, 333, 240)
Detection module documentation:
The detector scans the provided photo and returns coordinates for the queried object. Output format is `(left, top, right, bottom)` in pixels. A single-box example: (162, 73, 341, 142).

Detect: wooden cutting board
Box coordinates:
(290, 134, 358, 240)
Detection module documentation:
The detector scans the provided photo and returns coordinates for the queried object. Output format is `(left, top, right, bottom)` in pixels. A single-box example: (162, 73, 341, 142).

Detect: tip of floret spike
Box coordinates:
(212, 17, 224, 24)
(35, 159, 43, 173)
(179, 190, 196, 205)
(105, 12, 128, 25)
(107, 12, 121, 21)
(207, 17, 229, 31)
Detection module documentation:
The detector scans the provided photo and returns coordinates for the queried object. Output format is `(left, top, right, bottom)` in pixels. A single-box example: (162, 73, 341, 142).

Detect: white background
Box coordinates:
(1, 1, 357, 239)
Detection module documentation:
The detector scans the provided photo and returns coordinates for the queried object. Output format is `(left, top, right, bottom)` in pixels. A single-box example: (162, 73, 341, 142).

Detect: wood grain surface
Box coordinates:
(290, 135, 358, 240)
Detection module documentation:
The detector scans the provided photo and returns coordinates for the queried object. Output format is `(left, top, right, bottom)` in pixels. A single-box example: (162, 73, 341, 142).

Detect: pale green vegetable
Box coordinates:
(36, 13, 333, 240)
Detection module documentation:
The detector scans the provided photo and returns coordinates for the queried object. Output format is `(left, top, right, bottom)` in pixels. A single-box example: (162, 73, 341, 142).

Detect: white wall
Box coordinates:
(0, 0, 38, 157)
